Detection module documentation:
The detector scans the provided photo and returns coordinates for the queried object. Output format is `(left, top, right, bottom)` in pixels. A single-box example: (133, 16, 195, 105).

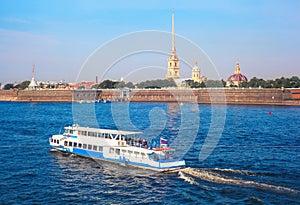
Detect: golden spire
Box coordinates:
(171, 9, 176, 53)
(234, 59, 240, 74)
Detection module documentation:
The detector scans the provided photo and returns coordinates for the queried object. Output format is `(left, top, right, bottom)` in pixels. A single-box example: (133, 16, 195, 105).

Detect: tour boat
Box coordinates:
(49, 124, 185, 171)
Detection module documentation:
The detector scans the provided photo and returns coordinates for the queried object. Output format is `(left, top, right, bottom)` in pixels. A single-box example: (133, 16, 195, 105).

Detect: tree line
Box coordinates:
(89, 76, 300, 89)
(2, 81, 30, 90)
(92, 79, 177, 89)
(2, 76, 300, 90)
(239, 76, 300, 88)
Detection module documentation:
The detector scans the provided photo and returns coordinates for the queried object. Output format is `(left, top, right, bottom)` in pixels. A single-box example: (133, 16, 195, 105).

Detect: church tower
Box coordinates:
(192, 61, 201, 82)
(166, 10, 180, 80)
(226, 60, 248, 87)
(28, 64, 38, 90)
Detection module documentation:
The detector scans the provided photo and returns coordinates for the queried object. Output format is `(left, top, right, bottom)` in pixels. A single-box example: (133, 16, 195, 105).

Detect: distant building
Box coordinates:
(226, 60, 248, 87)
(165, 11, 207, 86)
(71, 81, 96, 90)
(28, 64, 39, 90)
(166, 10, 180, 80)
(191, 61, 206, 83)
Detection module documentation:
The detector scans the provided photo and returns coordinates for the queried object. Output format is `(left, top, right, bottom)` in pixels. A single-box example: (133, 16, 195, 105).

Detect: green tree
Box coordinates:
(3, 83, 14, 90)
(125, 82, 134, 88)
(91, 84, 100, 89)
(136, 79, 176, 88)
(15, 81, 30, 90)
(206, 80, 224, 87)
(290, 76, 300, 88)
(240, 82, 249, 88)
(98, 80, 119, 89)
(78, 85, 85, 90)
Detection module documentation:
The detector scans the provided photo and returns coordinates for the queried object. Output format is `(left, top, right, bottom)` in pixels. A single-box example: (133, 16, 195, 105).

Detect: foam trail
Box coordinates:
(210, 168, 256, 176)
(181, 168, 299, 194)
(178, 171, 199, 186)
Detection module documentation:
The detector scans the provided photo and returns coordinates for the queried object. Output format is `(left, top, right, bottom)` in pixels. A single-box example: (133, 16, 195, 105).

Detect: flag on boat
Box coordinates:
(160, 138, 168, 148)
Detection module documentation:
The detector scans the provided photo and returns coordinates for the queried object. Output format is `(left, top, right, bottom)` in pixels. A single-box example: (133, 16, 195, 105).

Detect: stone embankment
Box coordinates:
(0, 88, 299, 106)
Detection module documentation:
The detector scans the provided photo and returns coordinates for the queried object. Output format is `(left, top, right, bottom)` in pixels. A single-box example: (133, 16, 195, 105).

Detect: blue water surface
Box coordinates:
(0, 102, 299, 204)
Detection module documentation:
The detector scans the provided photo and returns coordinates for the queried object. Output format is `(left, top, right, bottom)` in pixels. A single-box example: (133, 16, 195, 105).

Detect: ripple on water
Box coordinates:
(0, 103, 299, 204)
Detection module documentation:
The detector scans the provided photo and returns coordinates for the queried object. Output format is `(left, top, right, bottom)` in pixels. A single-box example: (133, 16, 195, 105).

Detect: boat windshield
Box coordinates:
(64, 129, 73, 134)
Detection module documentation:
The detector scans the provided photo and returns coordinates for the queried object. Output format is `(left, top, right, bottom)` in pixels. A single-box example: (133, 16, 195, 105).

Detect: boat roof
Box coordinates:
(65, 125, 142, 135)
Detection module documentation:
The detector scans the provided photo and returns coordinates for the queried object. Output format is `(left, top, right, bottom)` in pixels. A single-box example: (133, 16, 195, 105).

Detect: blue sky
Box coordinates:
(0, 0, 299, 83)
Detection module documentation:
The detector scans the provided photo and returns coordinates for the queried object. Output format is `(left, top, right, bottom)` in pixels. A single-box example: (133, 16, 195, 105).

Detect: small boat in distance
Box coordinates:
(49, 124, 185, 171)
(95, 99, 111, 103)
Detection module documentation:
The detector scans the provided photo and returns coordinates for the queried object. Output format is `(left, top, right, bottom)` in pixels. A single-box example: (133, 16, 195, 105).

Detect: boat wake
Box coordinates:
(178, 171, 199, 186)
(209, 168, 257, 176)
(179, 168, 299, 194)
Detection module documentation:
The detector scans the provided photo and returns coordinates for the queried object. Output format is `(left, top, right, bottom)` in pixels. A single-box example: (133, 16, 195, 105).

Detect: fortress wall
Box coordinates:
(130, 89, 198, 103)
(289, 89, 300, 100)
(223, 89, 284, 105)
(73, 90, 102, 102)
(0, 88, 299, 105)
(129, 88, 298, 106)
(16, 90, 72, 102)
(0, 90, 18, 101)
(101, 89, 121, 101)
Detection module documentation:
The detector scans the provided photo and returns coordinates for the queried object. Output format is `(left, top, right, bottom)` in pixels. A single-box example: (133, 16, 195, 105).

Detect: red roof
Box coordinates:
(227, 73, 248, 82)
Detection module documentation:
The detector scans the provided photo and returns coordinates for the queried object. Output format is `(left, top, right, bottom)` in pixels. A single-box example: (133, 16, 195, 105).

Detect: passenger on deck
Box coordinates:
(137, 137, 141, 147)
(152, 139, 157, 148)
(130, 139, 134, 146)
(148, 140, 152, 150)
(141, 139, 146, 148)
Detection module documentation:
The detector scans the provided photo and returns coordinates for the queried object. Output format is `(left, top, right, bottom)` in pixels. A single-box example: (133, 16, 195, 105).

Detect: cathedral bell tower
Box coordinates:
(166, 10, 180, 80)
(192, 61, 201, 82)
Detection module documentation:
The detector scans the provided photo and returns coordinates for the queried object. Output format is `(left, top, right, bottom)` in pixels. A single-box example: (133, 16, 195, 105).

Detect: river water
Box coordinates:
(0, 102, 299, 204)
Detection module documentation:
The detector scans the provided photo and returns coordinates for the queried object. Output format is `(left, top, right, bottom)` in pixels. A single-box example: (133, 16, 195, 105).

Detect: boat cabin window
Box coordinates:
(98, 146, 103, 152)
(54, 139, 56, 143)
(109, 148, 114, 154)
(73, 142, 77, 147)
(93, 145, 97, 151)
(51, 138, 53, 142)
(128, 150, 133, 156)
(69, 142, 72, 147)
(116, 149, 120, 155)
(78, 143, 82, 148)
(134, 151, 139, 157)
(69, 130, 73, 134)
(57, 140, 59, 144)
(141, 153, 146, 158)
(88, 144, 92, 150)
(88, 132, 97, 137)
(64, 141, 68, 146)
(122, 150, 126, 153)
(82, 131, 87, 136)
(83, 144, 87, 149)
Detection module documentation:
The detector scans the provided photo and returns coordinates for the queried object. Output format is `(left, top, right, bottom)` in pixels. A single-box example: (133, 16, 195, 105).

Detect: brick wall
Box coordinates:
(0, 90, 18, 101)
(0, 88, 299, 105)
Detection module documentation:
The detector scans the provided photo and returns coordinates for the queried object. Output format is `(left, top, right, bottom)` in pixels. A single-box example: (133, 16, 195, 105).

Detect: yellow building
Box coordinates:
(166, 10, 180, 80)
(191, 61, 201, 82)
